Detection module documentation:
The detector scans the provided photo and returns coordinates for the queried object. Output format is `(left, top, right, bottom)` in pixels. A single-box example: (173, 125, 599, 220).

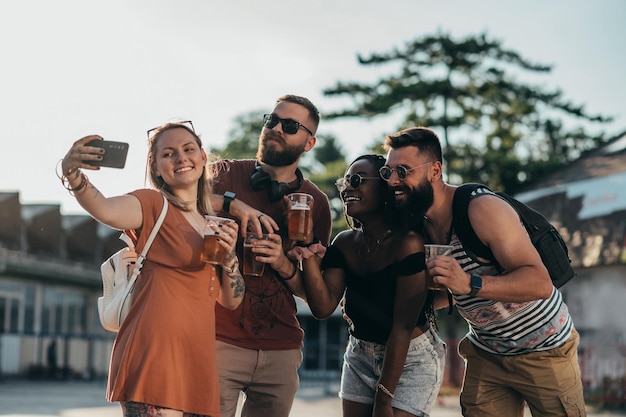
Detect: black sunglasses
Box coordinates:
(147, 120, 195, 140)
(263, 113, 313, 136)
(335, 174, 380, 192)
(379, 161, 433, 181)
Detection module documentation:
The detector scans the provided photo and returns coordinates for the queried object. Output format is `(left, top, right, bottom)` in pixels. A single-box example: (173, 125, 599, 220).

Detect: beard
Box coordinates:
(389, 179, 434, 230)
(256, 131, 306, 167)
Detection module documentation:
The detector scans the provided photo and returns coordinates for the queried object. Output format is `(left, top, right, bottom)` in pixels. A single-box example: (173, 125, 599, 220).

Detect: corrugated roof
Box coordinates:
(514, 133, 626, 269)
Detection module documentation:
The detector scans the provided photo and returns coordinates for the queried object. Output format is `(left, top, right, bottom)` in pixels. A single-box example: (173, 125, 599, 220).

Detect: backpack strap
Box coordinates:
(451, 183, 493, 260)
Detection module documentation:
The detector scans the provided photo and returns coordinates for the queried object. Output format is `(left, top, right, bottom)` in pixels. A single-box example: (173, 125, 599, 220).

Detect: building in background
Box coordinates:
(514, 133, 626, 404)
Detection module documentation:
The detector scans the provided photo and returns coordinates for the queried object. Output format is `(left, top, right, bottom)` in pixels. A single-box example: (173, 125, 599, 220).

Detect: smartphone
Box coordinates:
(84, 140, 129, 169)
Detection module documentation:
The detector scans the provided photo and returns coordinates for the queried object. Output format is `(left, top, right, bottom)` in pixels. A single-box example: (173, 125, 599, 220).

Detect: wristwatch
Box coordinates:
(468, 274, 482, 296)
(223, 191, 236, 213)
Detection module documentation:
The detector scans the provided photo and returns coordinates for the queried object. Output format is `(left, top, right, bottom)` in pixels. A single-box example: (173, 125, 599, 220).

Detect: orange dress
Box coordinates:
(107, 189, 220, 416)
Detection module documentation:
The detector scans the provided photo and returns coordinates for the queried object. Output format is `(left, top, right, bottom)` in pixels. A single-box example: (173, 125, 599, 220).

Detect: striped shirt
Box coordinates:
(450, 188, 573, 355)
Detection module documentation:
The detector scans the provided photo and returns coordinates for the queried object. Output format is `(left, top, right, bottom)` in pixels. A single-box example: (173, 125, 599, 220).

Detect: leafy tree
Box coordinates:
(322, 32, 616, 193)
(313, 135, 344, 165)
(211, 110, 265, 159)
(304, 133, 349, 237)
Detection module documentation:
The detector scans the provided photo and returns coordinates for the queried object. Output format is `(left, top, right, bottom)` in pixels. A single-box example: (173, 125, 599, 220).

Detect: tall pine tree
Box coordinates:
(323, 32, 615, 193)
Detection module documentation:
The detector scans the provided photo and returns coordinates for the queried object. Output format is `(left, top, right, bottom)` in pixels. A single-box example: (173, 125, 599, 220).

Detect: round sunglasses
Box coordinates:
(335, 174, 381, 192)
(263, 113, 313, 136)
(379, 161, 434, 181)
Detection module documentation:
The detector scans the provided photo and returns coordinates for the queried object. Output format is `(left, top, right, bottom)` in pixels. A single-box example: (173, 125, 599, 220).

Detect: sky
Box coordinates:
(1, 0, 625, 215)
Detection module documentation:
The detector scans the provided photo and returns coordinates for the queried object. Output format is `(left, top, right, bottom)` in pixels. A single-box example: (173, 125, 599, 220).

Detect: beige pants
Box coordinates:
(216, 341, 302, 417)
(459, 328, 586, 417)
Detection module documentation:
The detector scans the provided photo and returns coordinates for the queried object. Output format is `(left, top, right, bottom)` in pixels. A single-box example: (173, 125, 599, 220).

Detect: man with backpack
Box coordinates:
(382, 126, 586, 416)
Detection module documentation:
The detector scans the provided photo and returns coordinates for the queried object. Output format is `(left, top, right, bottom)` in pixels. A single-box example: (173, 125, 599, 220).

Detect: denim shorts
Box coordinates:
(339, 328, 446, 416)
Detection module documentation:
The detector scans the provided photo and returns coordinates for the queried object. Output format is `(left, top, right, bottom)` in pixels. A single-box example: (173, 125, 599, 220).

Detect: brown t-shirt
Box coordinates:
(211, 159, 332, 350)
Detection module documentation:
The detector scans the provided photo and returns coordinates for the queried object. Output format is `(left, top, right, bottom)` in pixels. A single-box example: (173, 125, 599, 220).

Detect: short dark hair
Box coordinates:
(276, 94, 320, 134)
(383, 127, 442, 163)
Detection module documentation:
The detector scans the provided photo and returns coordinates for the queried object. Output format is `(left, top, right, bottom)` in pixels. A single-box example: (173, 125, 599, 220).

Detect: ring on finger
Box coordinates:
(258, 214, 264, 220)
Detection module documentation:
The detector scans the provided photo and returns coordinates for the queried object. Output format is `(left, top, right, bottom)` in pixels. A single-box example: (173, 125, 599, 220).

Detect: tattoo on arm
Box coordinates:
(225, 269, 245, 298)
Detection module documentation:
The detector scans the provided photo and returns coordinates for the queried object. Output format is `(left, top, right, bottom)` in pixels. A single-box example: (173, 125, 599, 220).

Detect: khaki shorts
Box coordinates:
(459, 328, 586, 417)
(216, 341, 302, 417)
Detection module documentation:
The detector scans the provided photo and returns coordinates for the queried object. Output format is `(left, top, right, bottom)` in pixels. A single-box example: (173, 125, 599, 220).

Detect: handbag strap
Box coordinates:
(129, 194, 169, 282)
(115, 194, 169, 328)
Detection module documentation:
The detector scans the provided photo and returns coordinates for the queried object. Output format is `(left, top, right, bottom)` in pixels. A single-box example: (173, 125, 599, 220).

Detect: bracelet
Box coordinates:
(65, 166, 79, 178)
(377, 383, 395, 399)
(56, 159, 80, 180)
(62, 172, 89, 196)
(71, 173, 89, 195)
(279, 261, 297, 281)
(222, 259, 240, 275)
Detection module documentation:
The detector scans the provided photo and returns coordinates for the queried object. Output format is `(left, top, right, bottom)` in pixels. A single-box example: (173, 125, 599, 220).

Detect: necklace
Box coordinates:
(358, 229, 392, 259)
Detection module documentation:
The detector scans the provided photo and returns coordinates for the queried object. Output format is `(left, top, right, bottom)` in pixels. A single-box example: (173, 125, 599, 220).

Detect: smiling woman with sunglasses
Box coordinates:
(300, 154, 446, 417)
(334, 173, 380, 193)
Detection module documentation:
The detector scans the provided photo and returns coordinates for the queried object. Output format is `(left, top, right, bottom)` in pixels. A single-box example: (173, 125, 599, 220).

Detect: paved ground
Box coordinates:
(0, 379, 624, 417)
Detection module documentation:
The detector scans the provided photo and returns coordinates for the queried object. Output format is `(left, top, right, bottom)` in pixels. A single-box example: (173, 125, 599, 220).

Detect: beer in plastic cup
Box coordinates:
(424, 244, 453, 290)
(287, 193, 313, 241)
(243, 233, 269, 276)
(202, 216, 236, 265)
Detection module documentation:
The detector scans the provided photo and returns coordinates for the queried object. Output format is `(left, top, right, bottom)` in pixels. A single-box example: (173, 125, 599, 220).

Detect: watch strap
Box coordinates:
(223, 192, 236, 213)
(468, 274, 482, 296)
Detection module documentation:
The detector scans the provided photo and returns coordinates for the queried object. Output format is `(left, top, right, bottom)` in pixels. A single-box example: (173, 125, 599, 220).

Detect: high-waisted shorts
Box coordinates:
(340, 327, 446, 416)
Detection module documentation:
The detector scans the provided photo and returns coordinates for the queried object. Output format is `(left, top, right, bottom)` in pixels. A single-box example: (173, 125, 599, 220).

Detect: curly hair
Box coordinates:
(342, 154, 387, 230)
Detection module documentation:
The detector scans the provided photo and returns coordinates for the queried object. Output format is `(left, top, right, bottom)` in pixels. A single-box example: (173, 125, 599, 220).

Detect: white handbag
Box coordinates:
(97, 195, 168, 332)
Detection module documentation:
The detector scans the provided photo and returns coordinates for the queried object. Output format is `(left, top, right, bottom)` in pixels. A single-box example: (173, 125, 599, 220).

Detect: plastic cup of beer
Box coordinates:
(202, 216, 236, 265)
(424, 244, 453, 290)
(243, 233, 269, 276)
(287, 193, 313, 241)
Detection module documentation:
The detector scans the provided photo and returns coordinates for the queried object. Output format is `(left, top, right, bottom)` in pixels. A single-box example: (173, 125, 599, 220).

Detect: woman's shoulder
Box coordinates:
(332, 229, 358, 246)
(393, 230, 425, 257)
(391, 228, 424, 244)
(128, 188, 161, 202)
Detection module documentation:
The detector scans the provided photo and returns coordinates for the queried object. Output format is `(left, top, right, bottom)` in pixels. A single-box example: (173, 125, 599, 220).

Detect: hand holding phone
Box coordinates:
(84, 140, 129, 169)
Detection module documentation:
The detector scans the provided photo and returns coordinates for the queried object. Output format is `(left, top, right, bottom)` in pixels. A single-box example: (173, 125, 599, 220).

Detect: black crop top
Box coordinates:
(321, 245, 429, 344)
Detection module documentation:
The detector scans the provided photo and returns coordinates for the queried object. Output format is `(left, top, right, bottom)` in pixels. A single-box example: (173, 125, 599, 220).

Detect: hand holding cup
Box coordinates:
(243, 232, 270, 276)
(424, 244, 453, 290)
(286, 193, 313, 242)
(202, 216, 238, 265)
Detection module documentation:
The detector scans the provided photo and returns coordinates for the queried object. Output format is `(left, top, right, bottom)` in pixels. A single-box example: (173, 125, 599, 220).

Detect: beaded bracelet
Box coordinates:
(377, 383, 395, 399)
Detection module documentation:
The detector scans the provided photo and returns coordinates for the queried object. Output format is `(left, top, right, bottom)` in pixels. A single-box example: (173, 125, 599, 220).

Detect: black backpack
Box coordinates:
(452, 183, 575, 288)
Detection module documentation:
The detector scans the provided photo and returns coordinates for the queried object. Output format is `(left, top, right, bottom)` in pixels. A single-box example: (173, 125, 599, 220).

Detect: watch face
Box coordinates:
(471, 274, 482, 289)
